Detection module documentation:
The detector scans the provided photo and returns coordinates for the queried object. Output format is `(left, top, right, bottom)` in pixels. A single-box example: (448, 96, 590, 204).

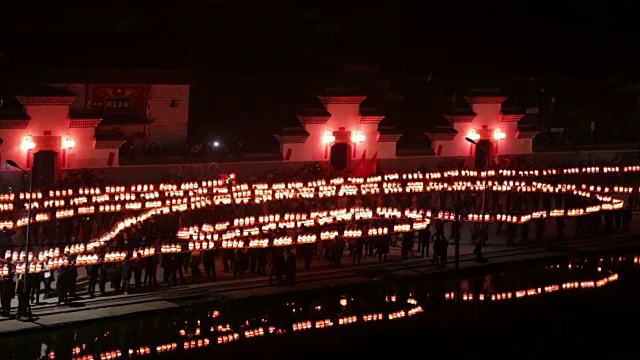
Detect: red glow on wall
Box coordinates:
(26, 150, 32, 169)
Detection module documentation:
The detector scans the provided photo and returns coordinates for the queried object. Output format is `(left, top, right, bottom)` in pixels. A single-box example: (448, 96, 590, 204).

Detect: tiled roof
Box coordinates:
(443, 96, 475, 116)
(17, 87, 77, 97)
(0, 110, 30, 121)
(69, 109, 102, 120)
(274, 127, 309, 137)
(95, 131, 127, 142)
(41, 68, 195, 85)
(100, 113, 154, 125)
(517, 114, 541, 128)
(427, 126, 458, 134)
(298, 108, 331, 117)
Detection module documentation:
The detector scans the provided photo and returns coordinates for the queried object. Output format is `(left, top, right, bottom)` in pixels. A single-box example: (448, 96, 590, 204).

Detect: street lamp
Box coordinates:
(465, 137, 489, 262)
(6, 159, 33, 321)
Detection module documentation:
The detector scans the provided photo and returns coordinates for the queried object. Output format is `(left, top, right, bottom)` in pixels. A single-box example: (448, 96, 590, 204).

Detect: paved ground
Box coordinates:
(0, 216, 638, 335)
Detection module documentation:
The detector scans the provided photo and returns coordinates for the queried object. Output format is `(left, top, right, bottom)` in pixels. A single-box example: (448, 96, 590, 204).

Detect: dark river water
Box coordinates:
(2, 251, 640, 359)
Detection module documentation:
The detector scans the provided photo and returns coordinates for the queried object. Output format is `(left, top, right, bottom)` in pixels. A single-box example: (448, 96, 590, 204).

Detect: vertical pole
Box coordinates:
(479, 153, 489, 250)
(19, 170, 33, 320)
(454, 191, 460, 301)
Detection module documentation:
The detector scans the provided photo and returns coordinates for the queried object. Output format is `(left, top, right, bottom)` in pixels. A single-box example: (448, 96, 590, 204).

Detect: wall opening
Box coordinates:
(330, 143, 350, 171)
(474, 139, 492, 169)
(33, 151, 59, 187)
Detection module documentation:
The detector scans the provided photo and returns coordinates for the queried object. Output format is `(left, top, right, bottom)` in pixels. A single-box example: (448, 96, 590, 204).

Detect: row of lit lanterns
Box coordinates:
(3, 180, 569, 211)
(58, 302, 423, 360)
(0, 218, 430, 272)
(0, 180, 615, 227)
(6, 163, 640, 207)
(6, 183, 624, 270)
(5, 176, 623, 270)
(445, 273, 619, 302)
(177, 207, 429, 240)
(177, 198, 622, 245)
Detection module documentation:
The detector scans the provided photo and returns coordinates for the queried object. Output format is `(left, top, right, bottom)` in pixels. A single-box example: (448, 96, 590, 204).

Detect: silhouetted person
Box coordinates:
(302, 244, 314, 270)
(143, 254, 157, 287)
(202, 250, 216, 281)
(419, 227, 431, 257)
(256, 249, 267, 276)
(269, 250, 284, 285)
(401, 232, 413, 260)
(284, 249, 296, 285)
(27, 271, 41, 305)
(352, 238, 364, 265)
(87, 262, 100, 298)
(121, 255, 133, 294)
(133, 253, 144, 289)
(433, 233, 448, 266)
(189, 251, 202, 283)
(56, 262, 70, 305)
(233, 249, 246, 279)
(68, 258, 78, 299)
(171, 253, 184, 285)
(0, 259, 14, 316)
(378, 235, 390, 263)
(98, 261, 109, 296)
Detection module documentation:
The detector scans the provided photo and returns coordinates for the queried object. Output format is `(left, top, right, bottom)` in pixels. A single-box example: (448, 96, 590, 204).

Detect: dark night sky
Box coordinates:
(0, 1, 637, 146)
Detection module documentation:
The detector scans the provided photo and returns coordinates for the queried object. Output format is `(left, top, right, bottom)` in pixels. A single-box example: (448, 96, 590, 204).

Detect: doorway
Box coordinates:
(330, 143, 350, 171)
(33, 151, 59, 188)
(474, 139, 492, 169)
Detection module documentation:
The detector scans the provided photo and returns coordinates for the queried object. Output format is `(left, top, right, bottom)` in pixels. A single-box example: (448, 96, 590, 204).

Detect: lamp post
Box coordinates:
(6, 159, 33, 321)
(453, 190, 461, 301)
(465, 137, 489, 262)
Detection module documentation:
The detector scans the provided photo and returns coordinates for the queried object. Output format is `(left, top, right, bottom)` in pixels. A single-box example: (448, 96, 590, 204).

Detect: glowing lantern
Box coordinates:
(467, 132, 480, 141)
(63, 138, 76, 149)
(323, 133, 336, 143)
(351, 133, 365, 142)
(21, 136, 36, 151)
(493, 129, 506, 140)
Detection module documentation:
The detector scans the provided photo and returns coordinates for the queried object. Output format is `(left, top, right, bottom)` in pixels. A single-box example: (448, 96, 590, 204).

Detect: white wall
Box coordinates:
(0, 104, 117, 171)
(282, 101, 396, 163)
(148, 84, 189, 145)
(433, 103, 533, 157)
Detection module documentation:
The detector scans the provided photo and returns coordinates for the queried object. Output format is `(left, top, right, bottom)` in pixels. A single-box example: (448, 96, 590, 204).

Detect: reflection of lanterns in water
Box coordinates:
(339, 296, 347, 306)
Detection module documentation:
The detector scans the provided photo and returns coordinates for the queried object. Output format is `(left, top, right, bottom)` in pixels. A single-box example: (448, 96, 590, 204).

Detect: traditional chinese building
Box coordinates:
(0, 69, 192, 183)
(426, 88, 537, 166)
(274, 88, 402, 171)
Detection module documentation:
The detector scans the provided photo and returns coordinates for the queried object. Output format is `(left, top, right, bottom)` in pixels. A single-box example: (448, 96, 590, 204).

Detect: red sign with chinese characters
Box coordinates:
(88, 85, 150, 118)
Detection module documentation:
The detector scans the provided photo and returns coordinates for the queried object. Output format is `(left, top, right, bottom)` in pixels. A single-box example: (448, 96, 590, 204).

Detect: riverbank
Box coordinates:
(1, 229, 639, 336)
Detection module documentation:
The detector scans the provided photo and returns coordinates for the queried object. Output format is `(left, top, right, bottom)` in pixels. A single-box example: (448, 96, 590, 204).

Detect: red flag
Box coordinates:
(368, 152, 378, 174)
(351, 150, 367, 176)
(107, 152, 115, 167)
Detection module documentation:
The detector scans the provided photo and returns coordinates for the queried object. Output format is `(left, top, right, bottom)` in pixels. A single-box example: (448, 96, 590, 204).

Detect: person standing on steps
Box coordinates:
(419, 225, 431, 258)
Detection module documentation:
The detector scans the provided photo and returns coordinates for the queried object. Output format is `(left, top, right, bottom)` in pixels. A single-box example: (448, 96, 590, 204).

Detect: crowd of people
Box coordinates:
(0, 168, 636, 317)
